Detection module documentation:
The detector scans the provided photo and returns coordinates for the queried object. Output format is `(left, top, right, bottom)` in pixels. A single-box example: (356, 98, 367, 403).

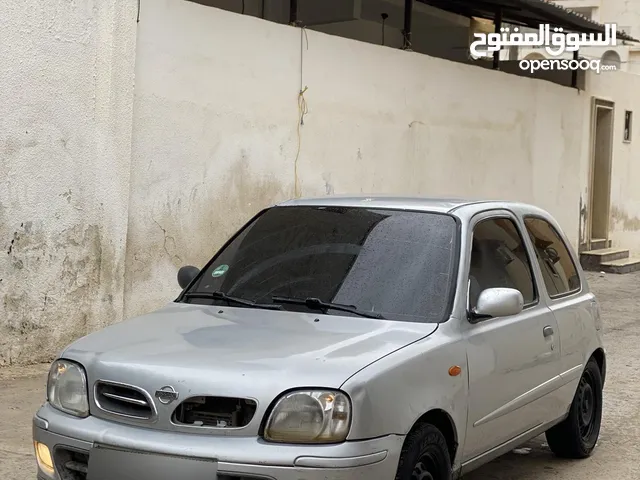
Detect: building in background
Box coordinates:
(486, 0, 640, 73)
(554, 0, 640, 73)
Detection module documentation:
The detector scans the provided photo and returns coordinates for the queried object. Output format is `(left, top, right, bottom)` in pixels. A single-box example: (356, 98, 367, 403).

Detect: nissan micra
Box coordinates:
(33, 196, 606, 480)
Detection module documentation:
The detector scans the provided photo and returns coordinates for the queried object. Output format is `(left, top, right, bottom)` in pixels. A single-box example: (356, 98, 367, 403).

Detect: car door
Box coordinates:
(523, 215, 596, 408)
(461, 210, 561, 464)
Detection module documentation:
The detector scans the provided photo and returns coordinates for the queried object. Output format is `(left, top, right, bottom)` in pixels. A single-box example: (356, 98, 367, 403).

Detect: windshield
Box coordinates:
(183, 206, 459, 323)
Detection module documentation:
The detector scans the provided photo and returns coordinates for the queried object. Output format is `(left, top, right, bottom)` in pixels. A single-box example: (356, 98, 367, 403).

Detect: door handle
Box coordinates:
(543, 325, 554, 338)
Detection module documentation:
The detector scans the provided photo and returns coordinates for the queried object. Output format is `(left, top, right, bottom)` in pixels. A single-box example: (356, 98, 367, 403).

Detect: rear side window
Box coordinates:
(468, 217, 537, 309)
(524, 217, 581, 297)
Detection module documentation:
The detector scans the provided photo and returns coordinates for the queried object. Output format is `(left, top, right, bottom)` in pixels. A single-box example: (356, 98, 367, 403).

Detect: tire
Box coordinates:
(545, 358, 603, 459)
(395, 423, 452, 480)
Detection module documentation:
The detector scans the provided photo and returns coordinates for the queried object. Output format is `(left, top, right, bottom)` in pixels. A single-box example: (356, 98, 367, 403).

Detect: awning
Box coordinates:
(417, 0, 638, 42)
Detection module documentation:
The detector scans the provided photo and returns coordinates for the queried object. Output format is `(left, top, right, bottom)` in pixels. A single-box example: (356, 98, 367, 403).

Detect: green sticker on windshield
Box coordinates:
(211, 264, 229, 277)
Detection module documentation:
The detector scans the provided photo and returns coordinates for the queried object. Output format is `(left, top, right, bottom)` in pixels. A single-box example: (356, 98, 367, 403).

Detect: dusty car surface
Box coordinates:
(33, 196, 606, 480)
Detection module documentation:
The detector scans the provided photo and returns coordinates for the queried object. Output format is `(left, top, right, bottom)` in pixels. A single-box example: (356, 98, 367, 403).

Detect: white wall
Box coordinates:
(6, 0, 622, 365)
(588, 71, 640, 251)
(552, 0, 640, 75)
(599, 0, 640, 43)
(125, 0, 588, 320)
(0, 0, 138, 365)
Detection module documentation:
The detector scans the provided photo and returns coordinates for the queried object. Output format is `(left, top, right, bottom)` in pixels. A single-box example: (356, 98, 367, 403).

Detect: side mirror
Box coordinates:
(470, 287, 524, 322)
(177, 265, 200, 289)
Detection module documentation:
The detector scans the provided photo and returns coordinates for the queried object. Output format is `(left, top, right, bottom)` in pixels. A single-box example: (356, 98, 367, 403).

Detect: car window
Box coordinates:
(468, 217, 537, 310)
(524, 217, 581, 297)
(188, 206, 459, 323)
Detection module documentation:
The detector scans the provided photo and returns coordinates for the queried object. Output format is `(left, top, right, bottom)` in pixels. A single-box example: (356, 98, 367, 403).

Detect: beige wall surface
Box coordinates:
(0, 0, 138, 365)
(125, 0, 587, 320)
(588, 72, 640, 251)
(9, 0, 640, 365)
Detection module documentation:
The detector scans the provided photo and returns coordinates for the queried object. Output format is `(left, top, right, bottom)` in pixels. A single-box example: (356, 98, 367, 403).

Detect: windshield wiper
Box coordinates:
(185, 291, 283, 310)
(272, 296, 385, 319)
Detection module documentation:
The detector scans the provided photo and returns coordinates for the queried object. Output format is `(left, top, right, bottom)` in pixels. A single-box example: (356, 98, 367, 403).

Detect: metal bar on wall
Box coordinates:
(572, 50, 579, 88)
(403, 0, 413, 50)
(493, 9, 502, 70)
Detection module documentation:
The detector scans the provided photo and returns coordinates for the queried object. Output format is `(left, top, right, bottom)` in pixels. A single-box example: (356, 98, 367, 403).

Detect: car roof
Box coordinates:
(275, 195, 547, 217)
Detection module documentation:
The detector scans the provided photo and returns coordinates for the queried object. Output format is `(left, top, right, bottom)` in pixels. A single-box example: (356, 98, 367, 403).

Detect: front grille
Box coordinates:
(94, 381, 155, 420)
(172, 396, 257, 428)
(54, 448, 89, 480)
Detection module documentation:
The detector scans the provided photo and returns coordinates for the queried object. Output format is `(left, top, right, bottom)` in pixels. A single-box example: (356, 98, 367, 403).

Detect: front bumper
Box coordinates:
(33, 403, 403, 480)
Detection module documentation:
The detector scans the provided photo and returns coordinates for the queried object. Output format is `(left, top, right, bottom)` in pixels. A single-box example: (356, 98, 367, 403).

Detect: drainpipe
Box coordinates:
(289, 0, 298, 25)
(493, 9, 502, 70)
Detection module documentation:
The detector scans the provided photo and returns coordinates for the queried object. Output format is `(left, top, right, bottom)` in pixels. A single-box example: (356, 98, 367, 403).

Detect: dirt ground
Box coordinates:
(2, 271, 639, 480)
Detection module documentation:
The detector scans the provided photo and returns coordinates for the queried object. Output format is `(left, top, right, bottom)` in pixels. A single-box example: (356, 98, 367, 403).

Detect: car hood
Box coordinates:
(63, 303, 438, 423)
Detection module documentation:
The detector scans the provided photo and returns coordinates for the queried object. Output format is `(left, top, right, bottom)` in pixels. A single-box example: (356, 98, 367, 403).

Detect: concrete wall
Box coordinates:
(588, 71, 640, 251)
(552, 0, 640, 74)
(3, 0, 614, 365)
(124, 0, 588, 320)
(598, 0, 640, 42)
(0, 0, 138, 365)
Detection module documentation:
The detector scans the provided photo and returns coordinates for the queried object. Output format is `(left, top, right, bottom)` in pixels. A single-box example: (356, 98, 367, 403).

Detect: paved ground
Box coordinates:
(2, 271, 639, 479)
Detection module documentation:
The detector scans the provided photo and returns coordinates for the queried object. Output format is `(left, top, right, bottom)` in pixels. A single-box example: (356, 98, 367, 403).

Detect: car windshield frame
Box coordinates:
(176, 205, 461, 324)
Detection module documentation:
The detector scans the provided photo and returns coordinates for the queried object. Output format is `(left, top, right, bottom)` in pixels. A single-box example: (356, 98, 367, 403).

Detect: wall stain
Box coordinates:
(610, 205, 640, 231)
(322, 173, 335, 195)
(151, 215, 182, 265)
(60, 189, 72, 203)
(3, 137, 38, 156)
(0, 222, 120, 366)
(579, 194, 588, 246)
(123, 155, 287, 319)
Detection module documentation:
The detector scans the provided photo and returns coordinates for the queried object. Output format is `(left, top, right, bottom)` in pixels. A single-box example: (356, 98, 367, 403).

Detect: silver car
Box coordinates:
(33, 196, 606, 480)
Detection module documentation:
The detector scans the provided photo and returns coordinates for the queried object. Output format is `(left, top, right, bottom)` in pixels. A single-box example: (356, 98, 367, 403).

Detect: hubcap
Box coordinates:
(577, 373, 597, 441)
(412, 454, 437, 480)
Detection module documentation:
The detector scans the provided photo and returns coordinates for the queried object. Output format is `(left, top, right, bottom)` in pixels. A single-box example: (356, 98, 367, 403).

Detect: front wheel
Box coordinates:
(395, 423, 452, 480)
(545, 358, 603, 458)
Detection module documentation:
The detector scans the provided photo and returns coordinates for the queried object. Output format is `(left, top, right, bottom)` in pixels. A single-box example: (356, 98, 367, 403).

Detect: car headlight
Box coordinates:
(47, 359, 89, 418)
(264, 390, 351, 444)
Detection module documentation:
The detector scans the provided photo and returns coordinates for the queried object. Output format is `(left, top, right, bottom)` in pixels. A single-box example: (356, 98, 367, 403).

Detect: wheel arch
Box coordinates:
(405, 408, 458, 466)
(590, 347, 606, 387)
